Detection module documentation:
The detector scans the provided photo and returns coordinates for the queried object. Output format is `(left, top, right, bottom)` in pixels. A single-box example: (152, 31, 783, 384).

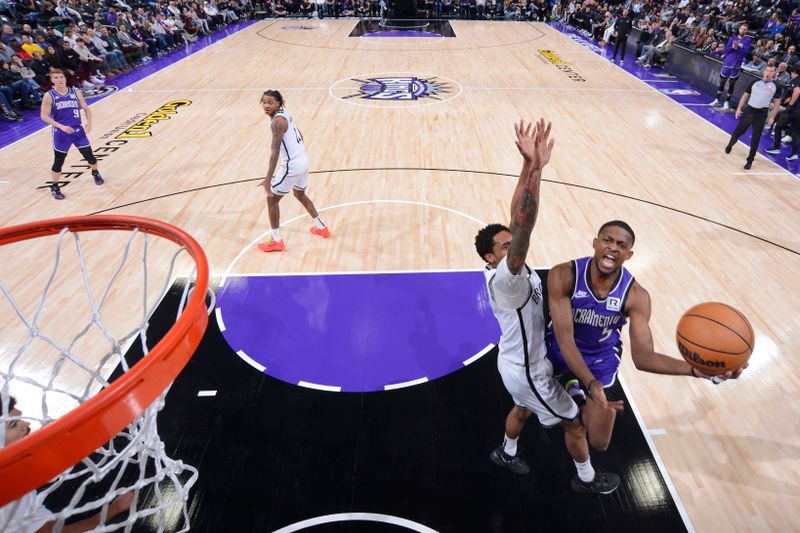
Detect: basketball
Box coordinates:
(676, 302, 754, 375)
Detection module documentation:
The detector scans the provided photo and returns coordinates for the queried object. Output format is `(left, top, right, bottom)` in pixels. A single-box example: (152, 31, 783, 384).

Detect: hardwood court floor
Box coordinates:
(1, 19, 799, 532)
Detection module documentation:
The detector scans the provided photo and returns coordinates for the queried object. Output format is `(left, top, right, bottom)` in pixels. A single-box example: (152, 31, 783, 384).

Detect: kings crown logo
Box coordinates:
(345, 76, 452, 101)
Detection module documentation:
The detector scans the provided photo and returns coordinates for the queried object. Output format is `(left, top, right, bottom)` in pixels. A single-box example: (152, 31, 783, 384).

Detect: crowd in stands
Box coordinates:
(0, 0, 254, 122)
(554, 0, 800, 75)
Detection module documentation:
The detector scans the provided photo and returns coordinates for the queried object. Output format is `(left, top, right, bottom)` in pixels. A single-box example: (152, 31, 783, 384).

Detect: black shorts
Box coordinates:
(556, 371, 623, 404)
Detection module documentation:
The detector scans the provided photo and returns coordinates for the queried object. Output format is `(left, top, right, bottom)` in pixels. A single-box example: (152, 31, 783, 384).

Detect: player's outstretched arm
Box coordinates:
(506, 118, 553, 275)
(509, 119, 534, 225)
(627, 282, 744, 381)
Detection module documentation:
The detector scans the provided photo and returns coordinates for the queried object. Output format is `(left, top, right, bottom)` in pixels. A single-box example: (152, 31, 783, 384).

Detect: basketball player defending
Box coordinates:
(257, 90, 328, 252)
(39, 69, 104, 200)
(475, 119, 620, 494)
(546, 221, 746, 452)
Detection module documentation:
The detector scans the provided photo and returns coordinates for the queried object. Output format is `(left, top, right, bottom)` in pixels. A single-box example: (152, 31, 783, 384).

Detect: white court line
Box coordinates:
(214, 307, 226, 331)
(682, 103, 715, 107)
(643, 80, 680, 83)
(128, 87, 330, 93)
(731, 171, 789, 175)
(128, 86, 654, 94)
(384, 377, 428, 390)
(649, 428, 668, 436)
(220, 267, 483, 278)
(236, 349, 266, 372)
(197, 390, 217, 397)
(618, 377, 695, 533)
(220, 199, 487, 287)
(463, 343, 495, 366)
(272, 512, 439, 533)
(298, 380, 342, 392)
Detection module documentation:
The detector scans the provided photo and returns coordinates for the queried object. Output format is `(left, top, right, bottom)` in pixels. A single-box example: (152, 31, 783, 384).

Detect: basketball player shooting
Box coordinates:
(477, 119, 621, 495)
(545, 222, 748, 451)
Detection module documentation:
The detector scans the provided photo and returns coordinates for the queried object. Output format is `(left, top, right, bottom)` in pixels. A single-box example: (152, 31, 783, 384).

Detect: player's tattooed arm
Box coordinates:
(506, 118, 553, 275)
(260, 117, 288, 191)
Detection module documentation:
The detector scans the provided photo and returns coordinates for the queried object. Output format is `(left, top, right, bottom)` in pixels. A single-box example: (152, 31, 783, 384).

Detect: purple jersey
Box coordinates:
(49, 88, 91, 152)
(546, 256, 635, 385)
(49, 88, 82, 129)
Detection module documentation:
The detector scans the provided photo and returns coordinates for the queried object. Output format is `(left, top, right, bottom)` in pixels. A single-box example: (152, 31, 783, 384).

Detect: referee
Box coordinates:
(725, 65, 782, 170)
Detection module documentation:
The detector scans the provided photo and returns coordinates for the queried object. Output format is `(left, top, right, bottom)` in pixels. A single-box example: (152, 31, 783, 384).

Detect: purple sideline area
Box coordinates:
(216, 271, 500, 392)
(549, 21, 800, 177)
(0, 19, 257, 149)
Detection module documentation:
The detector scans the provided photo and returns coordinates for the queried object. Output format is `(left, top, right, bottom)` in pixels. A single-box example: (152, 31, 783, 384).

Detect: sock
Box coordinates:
(271, 228, 282, 242)
(574, 458, 595, 483)
(503, 434, 518, 457)
(313, 216, 326, 229)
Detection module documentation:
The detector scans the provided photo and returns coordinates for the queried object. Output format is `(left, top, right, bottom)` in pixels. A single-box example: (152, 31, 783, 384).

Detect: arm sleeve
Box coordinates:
(488, 257, 532, 310)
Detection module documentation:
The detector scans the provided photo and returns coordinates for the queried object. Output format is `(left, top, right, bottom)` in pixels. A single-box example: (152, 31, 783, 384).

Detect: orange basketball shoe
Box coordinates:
(310, 226, 330, 238)
(258, 239, 285, 252)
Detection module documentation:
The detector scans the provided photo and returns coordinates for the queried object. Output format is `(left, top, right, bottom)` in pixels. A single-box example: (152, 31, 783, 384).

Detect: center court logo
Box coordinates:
(329, 72, 462, 108)
(82, 85, 118, 100)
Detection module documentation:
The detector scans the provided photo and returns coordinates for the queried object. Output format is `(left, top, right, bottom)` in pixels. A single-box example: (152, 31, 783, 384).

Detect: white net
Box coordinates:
(0, 223, 206, 532)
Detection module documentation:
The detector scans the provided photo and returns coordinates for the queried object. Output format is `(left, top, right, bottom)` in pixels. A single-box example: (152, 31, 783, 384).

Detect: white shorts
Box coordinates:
(497, 356, 579, 428)
(271, 156, 309, 195)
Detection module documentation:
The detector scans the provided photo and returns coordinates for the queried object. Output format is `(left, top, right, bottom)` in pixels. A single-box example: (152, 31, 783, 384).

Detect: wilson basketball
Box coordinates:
(676, 302, 754, 375)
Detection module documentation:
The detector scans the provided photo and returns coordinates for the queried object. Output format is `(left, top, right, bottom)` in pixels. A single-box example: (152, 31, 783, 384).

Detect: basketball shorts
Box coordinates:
(53, 126, 90, 153)
(546, 337, 622, 388)
(556, 371, 623, 403)
(720, 66, 741, 79)
(270, 156, 309, 195)
(497, 356, 579, 428)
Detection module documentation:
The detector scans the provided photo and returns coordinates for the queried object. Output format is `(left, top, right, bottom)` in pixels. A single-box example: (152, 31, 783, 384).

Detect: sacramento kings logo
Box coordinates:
(82, 85, 118, 100)
(330, 73, 461, 108)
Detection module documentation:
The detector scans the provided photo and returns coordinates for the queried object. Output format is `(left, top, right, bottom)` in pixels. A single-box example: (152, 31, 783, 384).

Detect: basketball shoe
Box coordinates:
(92, 170, 104, 185)
(490, 444, 530, 474)
(50, 184, 65, 200)
(258, 239, 285, 252)
(310, 226, 330, 238)
(571, 471, 621, 494)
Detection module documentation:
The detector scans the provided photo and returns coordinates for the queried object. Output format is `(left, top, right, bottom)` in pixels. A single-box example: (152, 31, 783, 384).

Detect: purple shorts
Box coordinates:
(53, 126, 91, 153)
(545, 336, 622, 387)
(720, 66, 741, 79)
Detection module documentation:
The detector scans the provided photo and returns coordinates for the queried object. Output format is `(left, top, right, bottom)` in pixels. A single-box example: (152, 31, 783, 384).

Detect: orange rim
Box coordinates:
(0, 215, 209, 506)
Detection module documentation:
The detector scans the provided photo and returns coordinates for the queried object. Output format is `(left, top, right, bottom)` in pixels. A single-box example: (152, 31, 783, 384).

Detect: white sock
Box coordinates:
(574, 458, 595, 483)
(271, 228, 282, 242)
(313, 216, 326, 229)
(503, 434, 518, 456)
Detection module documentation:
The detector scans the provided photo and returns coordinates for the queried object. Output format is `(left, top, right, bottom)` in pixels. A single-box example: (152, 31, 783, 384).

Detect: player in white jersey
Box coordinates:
(474, 119, 620, 494)
(257, 90, 329, 252)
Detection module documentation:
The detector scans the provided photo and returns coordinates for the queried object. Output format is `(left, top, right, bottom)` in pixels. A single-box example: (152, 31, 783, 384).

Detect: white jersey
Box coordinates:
(484, 257, 547, 367)
(0, 490, 53, 533)
(273, 110, 307, 166)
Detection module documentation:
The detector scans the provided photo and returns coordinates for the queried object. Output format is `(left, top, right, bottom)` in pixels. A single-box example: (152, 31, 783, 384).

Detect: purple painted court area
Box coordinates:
(363, 30, 442, 38)
(0, 19, 256, 150)
(216, 271, 499, 392)
(549, 21, 800, 178)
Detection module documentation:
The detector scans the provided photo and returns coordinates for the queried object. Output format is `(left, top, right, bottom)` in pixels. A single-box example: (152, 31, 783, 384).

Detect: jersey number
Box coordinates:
(73, 110, 80, 119)
(598, 327, 613, 343)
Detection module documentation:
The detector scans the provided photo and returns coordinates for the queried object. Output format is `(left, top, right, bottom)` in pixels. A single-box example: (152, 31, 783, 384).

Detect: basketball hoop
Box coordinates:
(0, 215, 209, 529)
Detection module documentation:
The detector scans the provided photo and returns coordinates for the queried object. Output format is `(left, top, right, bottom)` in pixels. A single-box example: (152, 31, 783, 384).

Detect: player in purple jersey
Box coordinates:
(710, 23, 752, 110)
(546, 221, 747, 452)
(39, 68, 104, 200)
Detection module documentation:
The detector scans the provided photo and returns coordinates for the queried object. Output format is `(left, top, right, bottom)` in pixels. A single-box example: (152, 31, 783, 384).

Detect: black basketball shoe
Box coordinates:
(571, 471, 621, 495)
(490, 444, 530, 474)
